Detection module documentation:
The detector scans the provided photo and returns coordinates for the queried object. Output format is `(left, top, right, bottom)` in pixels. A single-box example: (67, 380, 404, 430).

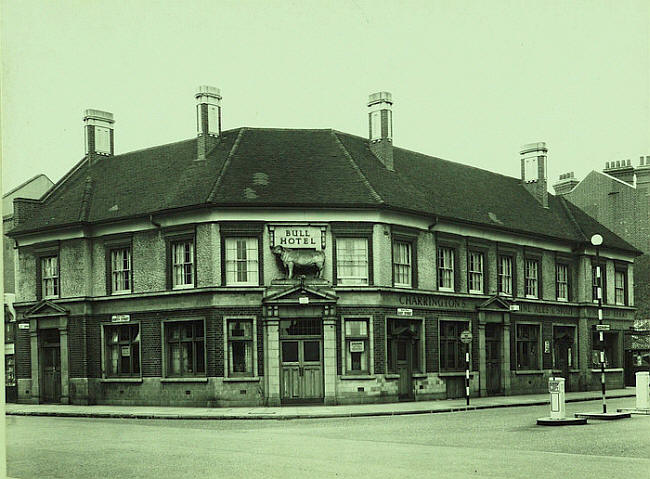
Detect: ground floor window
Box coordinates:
(387, 318, 422, 374)
(227, 318, 255, 377)
(592, 331, 620, 368)
(104, 324, 140, 377)
(552, 325, 576, 370)
(516, 323, 540, 370)
(165, 320, 205, 377)
(439, 320, 469, 371)
(343, 318, 369, 374)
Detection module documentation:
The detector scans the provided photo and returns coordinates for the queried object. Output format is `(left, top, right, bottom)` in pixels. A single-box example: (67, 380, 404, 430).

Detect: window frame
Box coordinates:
(161, 318, 207, 378)
(106, 242, 133, 295)
(331, 223, 374, 286)
(555, 263, 569, 302)
(614, 266, 628, 306)
(39, 254, 60, 300)
(524, 258, 539, 299)
(223, 316, 258, 379)
(101, 321, 142, 379)
(515, 322, 541, 371)
(437, 246, 455, 292)
(220, 222, 265, 287)
(392, 231, 417, 289)
(438, 319, 471, 372)
(497, 254, 514, 297)
(467, 250, 485, 294)
(224, 237, 260, 286)
(164, 230, 197, 290)
(341, 316, 373, 376)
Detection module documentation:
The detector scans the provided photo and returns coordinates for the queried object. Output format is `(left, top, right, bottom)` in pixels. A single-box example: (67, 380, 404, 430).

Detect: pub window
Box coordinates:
(516, 323, 540, 370)
(556, 263, 569, 301)
(336, 238, 369, 285)
(227, 319, 254, 377)
(437, 247, 455, 292)
(165, 320, 205, 377)
(393, 240, 413, 288)
(468, 251, 484, 294)
(591, 331, 619, 368)
(110, 247, 131, 294)
(614, 270, 626, 305)
(344, 319, 370, 374)
(225, 237, 259, 286)
(439, 320, 469, 371)
(41, 255, 59, 299)
(524, 259, 539, 298)
(104, 324, 140, 377)
(497, 255, 513, 296)
(171, 239, 194, 288)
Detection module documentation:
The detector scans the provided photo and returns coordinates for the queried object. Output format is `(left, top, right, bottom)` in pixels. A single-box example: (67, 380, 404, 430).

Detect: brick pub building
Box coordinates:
(8, 87, 641, 406)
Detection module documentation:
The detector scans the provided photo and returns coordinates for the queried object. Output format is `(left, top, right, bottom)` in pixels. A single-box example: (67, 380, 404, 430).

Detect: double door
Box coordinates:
(281, 339, 323, 403)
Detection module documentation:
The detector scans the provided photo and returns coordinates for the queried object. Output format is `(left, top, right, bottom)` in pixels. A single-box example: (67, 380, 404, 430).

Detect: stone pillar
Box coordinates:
(323, 316, 337, 405)
(502, 313, 512, 395)
(59, 326, 69, 404)
(263, 318, 281, 406)
(478, 312, 487, 397)
(29, 320, 40, 403)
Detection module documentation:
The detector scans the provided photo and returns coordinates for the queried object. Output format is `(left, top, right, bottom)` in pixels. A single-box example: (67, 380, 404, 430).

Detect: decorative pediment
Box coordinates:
(263, 283, 337, 305)
(477, 295, 514, 311)
(24, 300, 68, 318)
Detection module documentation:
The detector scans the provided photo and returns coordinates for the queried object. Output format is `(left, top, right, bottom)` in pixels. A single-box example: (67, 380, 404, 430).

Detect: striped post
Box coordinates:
(596, 247, 607, 414)
(465, 345, 470, 406)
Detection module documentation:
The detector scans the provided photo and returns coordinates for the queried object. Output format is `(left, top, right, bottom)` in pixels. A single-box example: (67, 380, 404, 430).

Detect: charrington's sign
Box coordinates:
(397, 294, 470, 310)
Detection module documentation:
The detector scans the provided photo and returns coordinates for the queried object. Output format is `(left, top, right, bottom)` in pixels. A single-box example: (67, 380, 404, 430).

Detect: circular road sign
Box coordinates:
(460, 330, 473, 344)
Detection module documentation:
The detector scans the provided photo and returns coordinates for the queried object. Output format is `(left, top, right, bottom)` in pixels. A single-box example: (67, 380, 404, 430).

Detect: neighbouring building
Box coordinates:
(554, 159, 650, 384)
(3, 174, 54, 401)
(7, 87, 641, 407)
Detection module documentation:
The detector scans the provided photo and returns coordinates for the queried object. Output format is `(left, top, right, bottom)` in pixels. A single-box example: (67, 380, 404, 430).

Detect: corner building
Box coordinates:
(9, 87, 641, 407)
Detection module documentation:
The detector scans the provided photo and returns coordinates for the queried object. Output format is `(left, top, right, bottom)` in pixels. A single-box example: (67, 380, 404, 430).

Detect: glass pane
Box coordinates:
(170, 343, 180, 375)
(282, 341, 299, 362)
(231, 341, 251, 373)
(195, 341, 205, 373)
(397, 341, 407, 361)
(345, 320, 367, 337)
(229, 320, 252, 339)
(303, 341, 320, 362)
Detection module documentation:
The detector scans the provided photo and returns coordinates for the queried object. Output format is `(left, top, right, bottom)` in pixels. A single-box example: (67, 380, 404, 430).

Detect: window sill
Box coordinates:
(385, 374, 400, 379)
(384, 373, 425, 379)
(514, 370, 544, 375)
(223, 376, 260, 382)
(172, 285, 195, 291)
(438, 287, 454, 293)
(438, 371, 475, 377)
(161, 377, 208, 383)
(224, 284, 260, 288)
(551, 369, 580, 374)
(340, 375, 375, 380)
(101, 378, 143, 383)
(525, 295, 538, 300)
(590, 368, 624, 373)
(469, 290, 484, 295)
(111, 290, 132, 296)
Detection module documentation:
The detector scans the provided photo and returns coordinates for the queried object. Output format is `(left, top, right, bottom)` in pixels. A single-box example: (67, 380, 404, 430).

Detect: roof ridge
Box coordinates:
(330, 131, 384, 204)
(557, 196, 587, 242)
(207, 128, 246, 202)
(40, 156, 90, 203)
(78, 176, 94, 222)
(238, 127, 333, 132)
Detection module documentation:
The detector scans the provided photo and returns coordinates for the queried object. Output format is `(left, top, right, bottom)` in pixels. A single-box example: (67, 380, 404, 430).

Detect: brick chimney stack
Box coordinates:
(603, 159, 634, 184)
(367, 91, 394, 171)
(520, 142, 548, 208)
(552, 172, 579, 196)
(195, 85, 222, 161)
(84, 109, 114, 165)
(635, 155, 650, 186)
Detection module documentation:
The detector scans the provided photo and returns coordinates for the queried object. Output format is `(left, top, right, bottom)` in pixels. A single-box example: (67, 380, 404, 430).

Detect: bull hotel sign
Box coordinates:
(268, 224, 326, 250)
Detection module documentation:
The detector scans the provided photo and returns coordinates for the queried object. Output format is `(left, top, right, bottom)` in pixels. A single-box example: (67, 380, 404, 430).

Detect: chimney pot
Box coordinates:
(83, 108, 115, 163)
(520, 142, 548, 207)
(195, 85, 222, 161)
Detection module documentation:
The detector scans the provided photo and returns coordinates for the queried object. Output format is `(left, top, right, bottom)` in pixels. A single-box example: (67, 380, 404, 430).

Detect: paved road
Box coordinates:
(7, 397, 650, 479)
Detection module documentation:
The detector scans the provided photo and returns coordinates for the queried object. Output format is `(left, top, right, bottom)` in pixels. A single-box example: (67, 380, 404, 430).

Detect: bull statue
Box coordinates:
(271, 245, 325, 279)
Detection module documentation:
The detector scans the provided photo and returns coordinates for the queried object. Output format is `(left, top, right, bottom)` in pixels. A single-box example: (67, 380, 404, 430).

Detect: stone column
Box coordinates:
(502, 313, 511, 395)
(478, 312, 487, 397)
(263, 318, 281, 406)
(29, 320, 39, 403)
(323, 316, 337, 405)
(59, 325, 69, 404)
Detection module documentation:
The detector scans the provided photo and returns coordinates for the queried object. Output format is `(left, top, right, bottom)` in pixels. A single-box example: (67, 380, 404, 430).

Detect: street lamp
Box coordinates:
(591, 233, 607, 413)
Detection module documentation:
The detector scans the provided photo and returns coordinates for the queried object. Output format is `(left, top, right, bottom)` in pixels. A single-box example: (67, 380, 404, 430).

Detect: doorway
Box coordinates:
(388, 319, 420, 401)
(40, 329, 61, 403)
(485, 323, 502, 395)
(280, 319, 324, 403)
(553, 326, 575, 392)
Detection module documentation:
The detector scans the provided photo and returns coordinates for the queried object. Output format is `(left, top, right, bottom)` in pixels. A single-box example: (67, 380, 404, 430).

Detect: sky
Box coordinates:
(1, 0, 649, 193)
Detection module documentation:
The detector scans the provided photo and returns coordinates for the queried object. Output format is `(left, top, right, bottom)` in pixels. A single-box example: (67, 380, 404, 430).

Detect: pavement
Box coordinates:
(4, 387, 636, 420)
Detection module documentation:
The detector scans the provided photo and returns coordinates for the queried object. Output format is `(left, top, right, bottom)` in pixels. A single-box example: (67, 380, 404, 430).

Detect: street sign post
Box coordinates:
(460, 330, 472, 406)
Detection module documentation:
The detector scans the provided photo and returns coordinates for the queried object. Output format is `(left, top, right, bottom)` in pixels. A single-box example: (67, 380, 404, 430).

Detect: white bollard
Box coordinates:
(549, 377, 566, 420)
(636, 371, 650, 410)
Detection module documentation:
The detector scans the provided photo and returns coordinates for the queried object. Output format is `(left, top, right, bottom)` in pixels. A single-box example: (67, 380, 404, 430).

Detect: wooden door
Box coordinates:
(281, 339, 323, 403)
(485, 324, 502, 395)
(41, 331, 61, 403)
(396, 339, 413, 400)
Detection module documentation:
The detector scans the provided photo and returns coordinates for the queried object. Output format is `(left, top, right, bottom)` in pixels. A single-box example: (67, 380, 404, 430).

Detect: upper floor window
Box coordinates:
(110, 247, 131, 294)
(437, 247, 454, 292)
(225, 238, 259, 286)
(524, 259, 539, 298)
(165, 320, 205, 377)
(41, 256, 59, 299)
(614, 270, 626, 305)
(171, 240, 194, 289)
(336, 238, 369, 285)
(556, 264, 569, 301)
(497, 255, 513, 296)
(393, 240, 413, 288)
(468, 251, 484, 294)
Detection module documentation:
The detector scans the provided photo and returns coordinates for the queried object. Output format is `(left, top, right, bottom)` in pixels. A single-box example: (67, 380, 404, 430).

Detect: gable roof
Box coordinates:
(8, 127, 640, 255)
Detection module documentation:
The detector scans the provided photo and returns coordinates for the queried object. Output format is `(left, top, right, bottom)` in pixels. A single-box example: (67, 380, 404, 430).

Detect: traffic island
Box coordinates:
(537, 416, 587, 426)
(537, 377, 588, 426)
(574, 412, 631, 420)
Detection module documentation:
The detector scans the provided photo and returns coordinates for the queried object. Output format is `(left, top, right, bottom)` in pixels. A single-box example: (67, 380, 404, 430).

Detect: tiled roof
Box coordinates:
(9, 127, 640, 254)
